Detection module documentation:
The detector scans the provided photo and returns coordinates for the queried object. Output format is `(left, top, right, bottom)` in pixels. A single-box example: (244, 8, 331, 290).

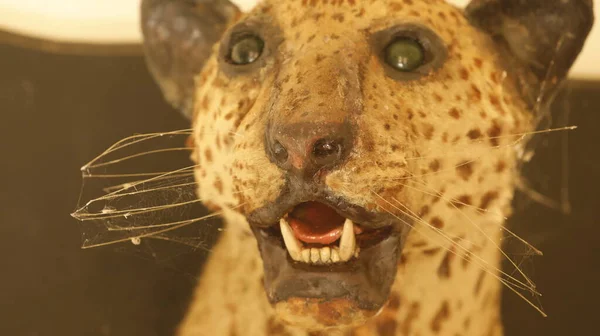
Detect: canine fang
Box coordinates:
(339, 218, 356, 261)
(280, 218, 302, 261)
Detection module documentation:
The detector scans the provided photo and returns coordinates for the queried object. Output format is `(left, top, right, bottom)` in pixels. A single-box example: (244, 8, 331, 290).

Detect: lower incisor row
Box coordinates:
(300, 246, 360, 264)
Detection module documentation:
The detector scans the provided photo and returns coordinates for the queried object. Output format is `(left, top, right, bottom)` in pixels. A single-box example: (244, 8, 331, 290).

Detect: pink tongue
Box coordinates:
(288, 202, 345, 244)
(290, 218, 343, 244)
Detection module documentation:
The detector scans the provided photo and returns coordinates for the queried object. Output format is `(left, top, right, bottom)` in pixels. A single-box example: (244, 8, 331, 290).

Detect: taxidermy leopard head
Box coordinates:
(140, 0, 593, 329)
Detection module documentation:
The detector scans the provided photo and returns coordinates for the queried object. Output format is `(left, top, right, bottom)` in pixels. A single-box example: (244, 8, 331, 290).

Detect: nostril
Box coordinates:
(312, 138, 343, 163)
(267, 123, 352, 173)
(272, 140, 289, 163)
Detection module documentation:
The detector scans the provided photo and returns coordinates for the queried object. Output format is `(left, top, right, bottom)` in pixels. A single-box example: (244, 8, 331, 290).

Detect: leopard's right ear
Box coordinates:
(141, 0, 241, 119)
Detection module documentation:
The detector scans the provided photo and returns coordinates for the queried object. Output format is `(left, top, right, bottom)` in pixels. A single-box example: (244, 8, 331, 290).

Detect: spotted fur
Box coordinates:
(139, 0, 593, 335)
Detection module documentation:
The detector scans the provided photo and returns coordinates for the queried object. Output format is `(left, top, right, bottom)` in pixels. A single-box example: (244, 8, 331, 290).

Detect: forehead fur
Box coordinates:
(239, 0, 517, 113)
(255, 0, 471, 42)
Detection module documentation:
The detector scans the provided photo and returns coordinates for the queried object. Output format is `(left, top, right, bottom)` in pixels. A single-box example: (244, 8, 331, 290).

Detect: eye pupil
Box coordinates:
(312, 139, 340, 158)
(229, 35, 264, 65)
(273, 141, 288, 162)
(384, 38, 425, 72)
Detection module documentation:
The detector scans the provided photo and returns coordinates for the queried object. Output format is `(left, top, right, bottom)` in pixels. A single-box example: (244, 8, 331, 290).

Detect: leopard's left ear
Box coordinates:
(466, 0, 594, 106)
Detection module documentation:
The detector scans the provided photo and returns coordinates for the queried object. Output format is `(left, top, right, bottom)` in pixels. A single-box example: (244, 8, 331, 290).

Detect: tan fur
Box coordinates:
(179, 0, 533, 335)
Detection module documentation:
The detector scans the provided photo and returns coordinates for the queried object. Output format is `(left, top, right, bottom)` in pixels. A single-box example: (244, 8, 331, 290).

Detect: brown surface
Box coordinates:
(0, 42, 598, 335)
(0, 30, 143, 56)
(502, 81, 600, 335)
(0, 42, 204, 336)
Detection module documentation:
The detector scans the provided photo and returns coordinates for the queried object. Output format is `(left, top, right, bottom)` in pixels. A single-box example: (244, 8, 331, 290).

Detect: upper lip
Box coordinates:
(246, 186, 404, 231)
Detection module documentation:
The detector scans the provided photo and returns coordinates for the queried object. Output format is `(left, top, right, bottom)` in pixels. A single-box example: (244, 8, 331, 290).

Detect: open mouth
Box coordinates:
(250, 199, 406, 328)
(268, 202, 392, 264)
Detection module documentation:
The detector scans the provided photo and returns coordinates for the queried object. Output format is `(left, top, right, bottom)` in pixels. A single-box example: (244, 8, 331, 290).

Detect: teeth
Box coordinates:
(339, 218, 356, 261)
(331, 247, 340, 263)
(301, 249, 311, 263)
(310, 248, 320, 263)
(320, 246, 331, 263)
(298, 246, 345, 264)
(280, 217, 359, 264)
(280, 218, 303, 261)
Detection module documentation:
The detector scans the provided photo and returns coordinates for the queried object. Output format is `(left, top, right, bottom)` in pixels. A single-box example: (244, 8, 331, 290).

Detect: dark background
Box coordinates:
(0, 40, 598, 336)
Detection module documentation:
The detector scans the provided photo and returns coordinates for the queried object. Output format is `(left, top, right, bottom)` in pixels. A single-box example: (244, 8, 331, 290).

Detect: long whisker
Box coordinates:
(84, 129, 193, 168)
(403, 126, 576, 162)
(75, 199, 203, 220)
(147, 235, 212, 253)
(99, 181, 198, 200)
(73, 165, 200, 218)
(385, 160, 477, 181)
(82, 127, 247, 171)
(403, 178, 538, 289)
(371, 191, 540, 295)
(394, 181, 506, 218)
(88, 165, 198, 199)
(499, 277, 547, 317)
(107, 212, 222, 231)
(83, 172, 191, 178)
(392, 180, 543, 256)
(102, 172, 196, 193)
(86, 147, 192, 169)
(82, 219, 200, 249)
(81, 203, 246, 249)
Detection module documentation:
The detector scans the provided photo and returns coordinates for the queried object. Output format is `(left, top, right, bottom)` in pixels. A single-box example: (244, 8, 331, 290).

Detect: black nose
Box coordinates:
(266, 122, 353, 175)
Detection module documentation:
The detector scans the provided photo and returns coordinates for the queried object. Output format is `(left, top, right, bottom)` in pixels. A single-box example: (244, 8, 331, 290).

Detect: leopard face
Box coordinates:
(141, 0, 593, 330)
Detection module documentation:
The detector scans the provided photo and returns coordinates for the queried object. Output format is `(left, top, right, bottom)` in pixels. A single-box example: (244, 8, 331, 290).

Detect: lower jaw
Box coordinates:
(253, 228, 402, 328)
(274, 297, 377, 330)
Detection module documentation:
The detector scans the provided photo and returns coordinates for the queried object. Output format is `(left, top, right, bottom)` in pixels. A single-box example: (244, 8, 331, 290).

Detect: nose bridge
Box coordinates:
(265, 48, 363, 175)
(272, 49, 363, 125)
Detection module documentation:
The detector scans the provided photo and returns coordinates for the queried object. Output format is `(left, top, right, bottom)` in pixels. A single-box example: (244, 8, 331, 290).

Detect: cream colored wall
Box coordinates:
(0, 0, 597, 78)
(0, 0, 140, 44)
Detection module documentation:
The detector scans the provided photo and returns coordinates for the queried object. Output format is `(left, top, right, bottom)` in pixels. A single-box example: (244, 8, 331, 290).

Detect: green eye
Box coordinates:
(229, 35, 264, 65)
(384, 38, 425, 72)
